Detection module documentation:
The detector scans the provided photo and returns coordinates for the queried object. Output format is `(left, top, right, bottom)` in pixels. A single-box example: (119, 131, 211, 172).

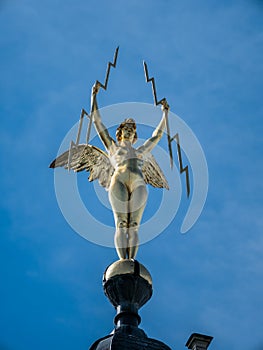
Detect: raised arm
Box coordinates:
(137, 100, 169, 154)
(91, 82, 115, 151)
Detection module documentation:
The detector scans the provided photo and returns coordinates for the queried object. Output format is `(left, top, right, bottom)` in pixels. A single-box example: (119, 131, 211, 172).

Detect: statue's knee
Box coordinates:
(117, 220, 128, 229)
(129, 221, 138, 229)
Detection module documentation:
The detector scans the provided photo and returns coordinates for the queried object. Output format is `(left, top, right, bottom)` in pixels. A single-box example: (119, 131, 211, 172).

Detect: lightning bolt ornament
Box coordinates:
(143, 61, 174, 168)
(67, 47, 119, 169)
(96, 47, 119, 91)
(170, 133, 190, 197)
(143, 61, 190, 197)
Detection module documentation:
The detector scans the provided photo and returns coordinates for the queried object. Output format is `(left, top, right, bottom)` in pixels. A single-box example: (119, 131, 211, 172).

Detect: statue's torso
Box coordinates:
(109, 143, 145, 190)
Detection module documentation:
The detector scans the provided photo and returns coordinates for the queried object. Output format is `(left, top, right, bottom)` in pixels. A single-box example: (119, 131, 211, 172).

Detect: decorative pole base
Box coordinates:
(89, 259, 171, 350)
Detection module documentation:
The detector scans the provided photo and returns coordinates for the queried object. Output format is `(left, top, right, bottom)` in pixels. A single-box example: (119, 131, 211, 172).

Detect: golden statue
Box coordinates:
(50, 82, 169, 260)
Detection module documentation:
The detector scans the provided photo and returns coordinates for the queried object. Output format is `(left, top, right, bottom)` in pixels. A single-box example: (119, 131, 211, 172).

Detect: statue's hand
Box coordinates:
(161, 98, 170, 111)
(92, 81, 101, 96)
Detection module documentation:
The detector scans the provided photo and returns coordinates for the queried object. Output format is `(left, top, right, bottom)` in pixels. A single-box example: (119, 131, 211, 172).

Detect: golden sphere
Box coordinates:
(104, 259, 152, 285)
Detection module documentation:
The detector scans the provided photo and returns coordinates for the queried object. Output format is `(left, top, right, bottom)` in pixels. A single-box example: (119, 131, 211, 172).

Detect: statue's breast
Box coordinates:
(110, 145, 143, 171)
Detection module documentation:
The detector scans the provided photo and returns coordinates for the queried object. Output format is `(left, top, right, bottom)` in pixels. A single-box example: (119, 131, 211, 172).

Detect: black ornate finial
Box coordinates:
(89, 259, 172, 350)
(103, 259, 152, 329)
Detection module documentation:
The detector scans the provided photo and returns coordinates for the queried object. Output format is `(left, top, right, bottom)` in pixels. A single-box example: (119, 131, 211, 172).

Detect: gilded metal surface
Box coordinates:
(104, 260, 152, 285)
(50, 48, 190, 260)
(144, 61, 190, 197)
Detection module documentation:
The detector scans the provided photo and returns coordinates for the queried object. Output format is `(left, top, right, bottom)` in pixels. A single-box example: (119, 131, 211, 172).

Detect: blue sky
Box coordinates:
(0, 1, 262, 349)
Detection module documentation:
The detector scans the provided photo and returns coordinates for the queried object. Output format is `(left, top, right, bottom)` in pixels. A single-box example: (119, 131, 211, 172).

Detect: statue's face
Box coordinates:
(121, 123, 136, 142)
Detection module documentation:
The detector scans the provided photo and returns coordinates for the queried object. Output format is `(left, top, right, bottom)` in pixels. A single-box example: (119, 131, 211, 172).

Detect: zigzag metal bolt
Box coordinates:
(96, 46, 119, 91)
(170, 133, 190, 197)
(143, 60, 190, 197)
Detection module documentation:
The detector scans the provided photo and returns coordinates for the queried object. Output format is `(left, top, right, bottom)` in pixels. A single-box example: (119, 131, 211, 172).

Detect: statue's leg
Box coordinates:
(109, 179, 129, 259)
(127, 184, 148, 259)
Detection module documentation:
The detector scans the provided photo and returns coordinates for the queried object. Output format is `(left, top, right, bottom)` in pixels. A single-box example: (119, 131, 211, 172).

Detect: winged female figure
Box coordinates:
(50, 82, 169, 259)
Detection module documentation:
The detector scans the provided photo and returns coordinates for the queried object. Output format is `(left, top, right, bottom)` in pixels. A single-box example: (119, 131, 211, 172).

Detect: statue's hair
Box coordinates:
(116, 118, 138, 144)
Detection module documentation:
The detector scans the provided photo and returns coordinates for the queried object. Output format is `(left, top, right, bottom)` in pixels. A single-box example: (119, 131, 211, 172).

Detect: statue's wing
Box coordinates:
(49, 144, 114, 189)
(72, 145, 114, 189)
(141, 153, 169, 190)
(49, 144, 86, 169)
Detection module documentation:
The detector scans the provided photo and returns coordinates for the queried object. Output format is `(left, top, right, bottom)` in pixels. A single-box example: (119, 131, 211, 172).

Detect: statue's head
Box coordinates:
(116, 118, 138, 144)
